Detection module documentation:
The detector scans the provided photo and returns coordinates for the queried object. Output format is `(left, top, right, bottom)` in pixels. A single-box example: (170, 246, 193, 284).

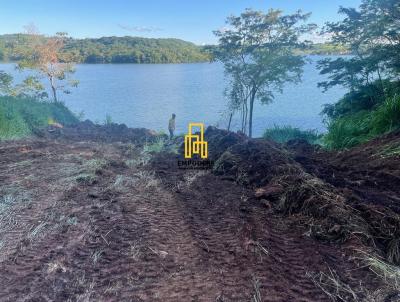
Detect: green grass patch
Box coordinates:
(324, 95, 400, 150)
(0, 95, 78, 140)
(263, 125, 322, 144)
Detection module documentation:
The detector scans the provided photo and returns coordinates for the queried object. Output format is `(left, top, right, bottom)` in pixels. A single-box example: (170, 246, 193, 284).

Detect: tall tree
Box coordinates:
(318, 0, 400, 93)
(17, 25, 78, 102)
(213, 9, 315, 137)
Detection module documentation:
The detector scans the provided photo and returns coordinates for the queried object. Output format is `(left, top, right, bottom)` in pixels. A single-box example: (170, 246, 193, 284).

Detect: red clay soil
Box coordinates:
(0, 127, 394, 301)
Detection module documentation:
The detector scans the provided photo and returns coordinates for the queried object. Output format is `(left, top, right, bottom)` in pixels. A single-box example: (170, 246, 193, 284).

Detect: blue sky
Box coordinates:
(1, 0, 362, 44)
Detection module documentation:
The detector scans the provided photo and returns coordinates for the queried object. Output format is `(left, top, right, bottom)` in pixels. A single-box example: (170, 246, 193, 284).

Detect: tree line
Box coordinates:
(0, 35, 210, 64)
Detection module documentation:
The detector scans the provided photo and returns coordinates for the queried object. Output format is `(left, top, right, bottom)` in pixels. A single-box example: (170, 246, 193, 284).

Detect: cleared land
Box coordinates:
(0, 123, 399, 301)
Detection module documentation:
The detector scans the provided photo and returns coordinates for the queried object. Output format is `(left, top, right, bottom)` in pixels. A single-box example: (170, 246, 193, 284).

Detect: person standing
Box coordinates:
(168, 113, 176, 139)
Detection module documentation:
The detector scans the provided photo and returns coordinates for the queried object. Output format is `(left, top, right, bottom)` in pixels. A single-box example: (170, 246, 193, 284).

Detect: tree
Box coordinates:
(0, 71, 47, 98)
(318, 0, 400, 94)
(17, 25, 78, 102)
(0, 71, 13, 95)
(213, 9, 315, 137)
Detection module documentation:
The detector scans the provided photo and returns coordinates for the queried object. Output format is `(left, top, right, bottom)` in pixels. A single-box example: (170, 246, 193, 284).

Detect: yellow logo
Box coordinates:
(184, 123, 208, 159)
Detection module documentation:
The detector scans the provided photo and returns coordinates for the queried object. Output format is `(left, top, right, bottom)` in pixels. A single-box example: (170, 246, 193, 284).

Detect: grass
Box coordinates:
(324, 94, 400, 150)
(263, 125, 322, 144)
(0, 95, 78, 140)
(376, 143, 400, 158)
(73, 158, 109, 185)
(143, 137, 167, 153)
(364, 253, 400, 289)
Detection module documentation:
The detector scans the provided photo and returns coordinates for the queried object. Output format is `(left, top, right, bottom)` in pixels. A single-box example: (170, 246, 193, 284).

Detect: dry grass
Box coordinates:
(111, 171, 160, 192)
(91, 249, 103, 264)
(307, 267, 359, 301)
(363, 253, 400, 290)
(251, 277, 262, 302)
(126, 240, 141, 261)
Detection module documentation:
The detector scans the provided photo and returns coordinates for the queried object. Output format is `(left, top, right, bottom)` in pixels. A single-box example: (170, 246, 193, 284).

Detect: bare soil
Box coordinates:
(0, 124, 398, 301)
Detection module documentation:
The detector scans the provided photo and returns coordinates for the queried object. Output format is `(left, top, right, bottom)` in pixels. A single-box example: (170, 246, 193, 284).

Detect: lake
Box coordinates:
(0, 56, 345, 137)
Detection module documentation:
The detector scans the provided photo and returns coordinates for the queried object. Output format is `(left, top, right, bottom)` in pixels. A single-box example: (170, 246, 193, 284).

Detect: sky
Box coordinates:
(0, 0, 362, 45)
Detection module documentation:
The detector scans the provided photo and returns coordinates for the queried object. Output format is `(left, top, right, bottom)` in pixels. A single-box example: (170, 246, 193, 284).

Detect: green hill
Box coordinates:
(0, 34, 210, 64)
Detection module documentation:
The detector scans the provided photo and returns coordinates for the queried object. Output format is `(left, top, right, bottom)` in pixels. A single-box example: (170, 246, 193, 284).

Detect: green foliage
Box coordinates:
(14, 31, 78, 102)
(143, 137, 167, 153)
(0, 96, 78, 140)
(0, 71, 48, 99)
(324, 95, 400, 149)
(322, 80, 400, 120)
(324, 111, 374, 149)
(263, 125, 322, 144)
(0, 34, 210, 64)
(319, 0, 400, 149)
(318, 0, 400, 92)
(371, 94, 400, 135)
(0, 71, 13, 95)
(213, 8, 316, 137)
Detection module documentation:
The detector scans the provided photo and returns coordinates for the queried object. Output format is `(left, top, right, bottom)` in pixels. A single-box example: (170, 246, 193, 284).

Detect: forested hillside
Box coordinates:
(0, 34, 210, 63)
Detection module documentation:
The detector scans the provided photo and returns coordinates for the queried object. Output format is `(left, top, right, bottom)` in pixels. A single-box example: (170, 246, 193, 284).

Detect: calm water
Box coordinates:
(0, 57, 346, 137)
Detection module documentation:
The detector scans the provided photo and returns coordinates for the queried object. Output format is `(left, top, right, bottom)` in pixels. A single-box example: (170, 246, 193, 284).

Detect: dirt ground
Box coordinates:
(0, 126, 398, 301)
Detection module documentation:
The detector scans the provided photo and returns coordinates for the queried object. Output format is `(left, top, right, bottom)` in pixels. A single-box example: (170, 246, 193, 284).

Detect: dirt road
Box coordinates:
(0, 134, 387, 301)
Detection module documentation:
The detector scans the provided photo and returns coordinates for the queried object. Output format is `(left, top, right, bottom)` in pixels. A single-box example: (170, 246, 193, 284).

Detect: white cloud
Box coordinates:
(117, 24, 163, 33)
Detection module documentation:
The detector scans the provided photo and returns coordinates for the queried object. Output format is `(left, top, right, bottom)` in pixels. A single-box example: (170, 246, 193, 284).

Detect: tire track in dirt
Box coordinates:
(151, 153, 381, 301)
(171, 174, 331, 301)
(0, 139, 382, 301)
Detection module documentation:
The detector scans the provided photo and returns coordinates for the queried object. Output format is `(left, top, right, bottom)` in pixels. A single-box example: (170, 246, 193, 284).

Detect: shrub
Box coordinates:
(263, 125, 322, 144)
(0, 96, 78, 140)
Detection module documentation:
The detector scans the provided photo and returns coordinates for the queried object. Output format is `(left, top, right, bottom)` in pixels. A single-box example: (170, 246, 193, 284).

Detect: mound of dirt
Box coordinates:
(39, 120, 162, 145)
(208, 127, 400, 264)
(212, 138, 299, 186)
(287, 131, 400, 212)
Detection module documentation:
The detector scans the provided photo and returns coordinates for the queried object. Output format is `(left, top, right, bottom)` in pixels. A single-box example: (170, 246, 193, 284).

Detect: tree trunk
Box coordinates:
(227, 112, 233, 131)
(50, 76, 57, 102)
(377, 67, 386, 99)
(241, 103, 245, 132)
(244, 100, 248, 134)
(248, 91, 255, 138)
